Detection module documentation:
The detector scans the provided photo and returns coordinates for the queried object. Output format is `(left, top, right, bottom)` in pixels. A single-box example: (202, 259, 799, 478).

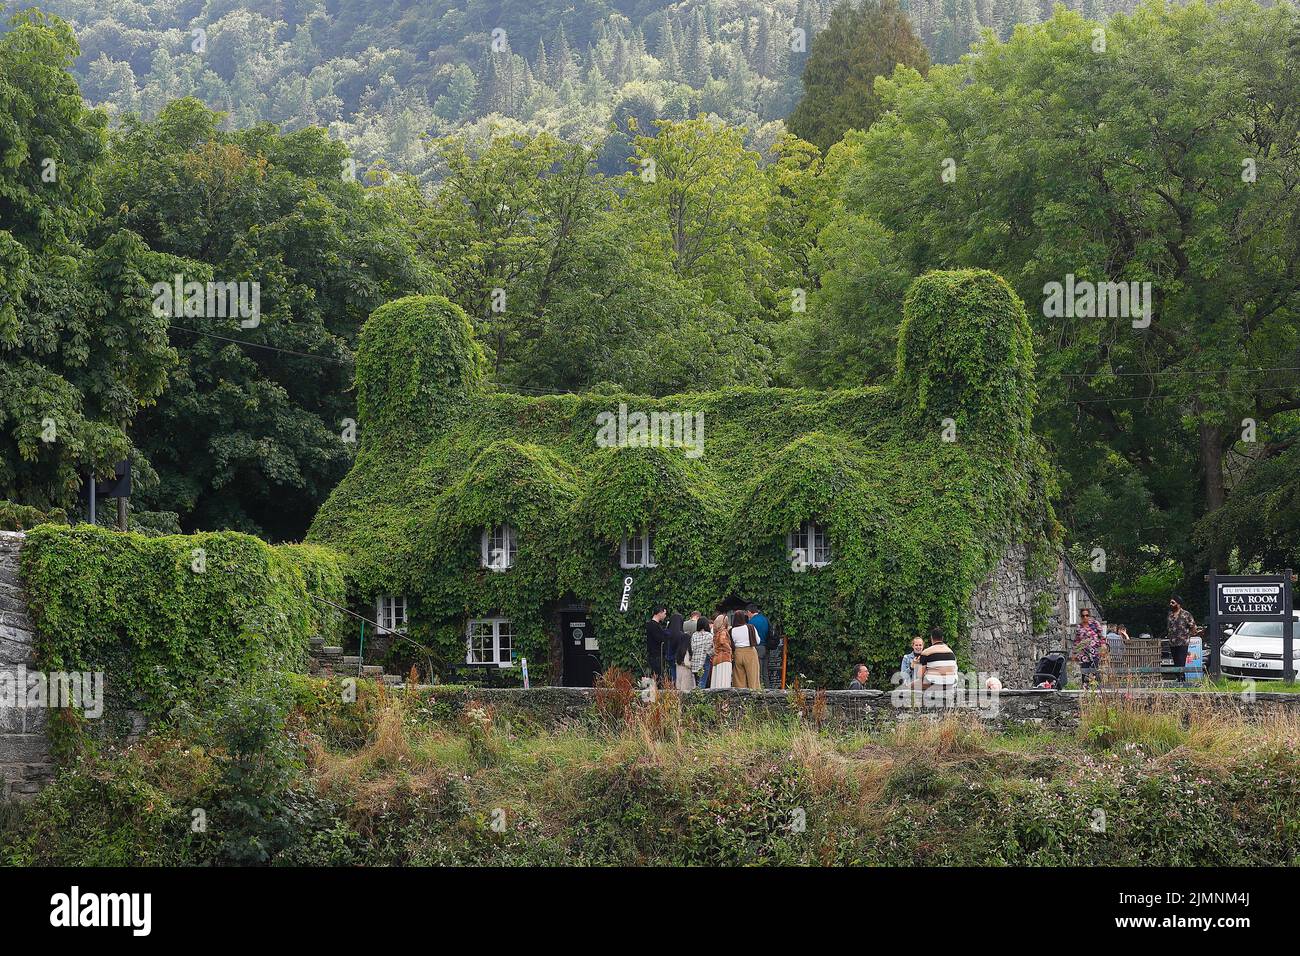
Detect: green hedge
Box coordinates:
(20, 525, 349, 743)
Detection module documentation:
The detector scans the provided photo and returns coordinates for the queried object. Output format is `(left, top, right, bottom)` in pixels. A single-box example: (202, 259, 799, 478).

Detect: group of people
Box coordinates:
(848, 627, 962, 690)
(645, 603, 772, 690)
(647, 594, 1204, 693)
(1070, 594, 1199, 685)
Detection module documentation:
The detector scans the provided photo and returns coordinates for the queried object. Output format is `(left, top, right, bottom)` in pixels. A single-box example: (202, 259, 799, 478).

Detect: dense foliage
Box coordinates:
(98, 98, 433, 539)
(309, 271, 1054, 685)
(786, 0, 1300, 609)
(0, 0, 1143, 181)
(0, 11, 183, 515)
(19, 524, 348, 748)
(3, 1, 1299, 627)
(6, 678, 1300, 866)
(416, 119, 811, 391)
(7, 0, 831, 182)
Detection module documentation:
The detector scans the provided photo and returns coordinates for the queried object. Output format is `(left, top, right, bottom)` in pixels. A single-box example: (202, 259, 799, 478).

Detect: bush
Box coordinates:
(20, 524, 349, 748)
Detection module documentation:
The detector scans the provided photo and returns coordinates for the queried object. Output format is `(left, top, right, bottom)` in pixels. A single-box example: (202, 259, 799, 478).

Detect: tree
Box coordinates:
(95, 99, 434, 538)
(656, 17, 682, 82)
(788, 0, 931, 153)
(0, 10, 180, 512)
(798, 1, 1300, 590)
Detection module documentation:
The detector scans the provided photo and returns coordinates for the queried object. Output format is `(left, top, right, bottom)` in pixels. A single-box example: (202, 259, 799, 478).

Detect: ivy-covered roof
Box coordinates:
(308, 269, 1057, 685)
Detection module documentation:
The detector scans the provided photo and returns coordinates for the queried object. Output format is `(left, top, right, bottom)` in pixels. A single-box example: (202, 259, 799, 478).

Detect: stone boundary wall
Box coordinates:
(0, 531, 53, 800)
(422, 685, 1300, 732)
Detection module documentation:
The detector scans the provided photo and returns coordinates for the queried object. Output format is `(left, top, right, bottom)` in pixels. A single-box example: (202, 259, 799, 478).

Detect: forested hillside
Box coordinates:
(3, 0, 1136, 180)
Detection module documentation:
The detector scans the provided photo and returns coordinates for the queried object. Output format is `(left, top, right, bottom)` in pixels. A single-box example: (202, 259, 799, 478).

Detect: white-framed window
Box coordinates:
(466, 617, 515, 667)
(787, 520, 832, 568)
(619, 528, 657, 569)
(376, 595, 407, 634)
(480, 524, 517, 571)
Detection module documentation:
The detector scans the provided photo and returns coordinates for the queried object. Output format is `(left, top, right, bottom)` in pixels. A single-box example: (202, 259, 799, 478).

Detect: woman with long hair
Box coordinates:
(667, 612, 694, 691)
(709, 612, 733, 688)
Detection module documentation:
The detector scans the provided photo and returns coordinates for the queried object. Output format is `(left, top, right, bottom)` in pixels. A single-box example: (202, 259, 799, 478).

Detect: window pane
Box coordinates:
(645, 530, 656, 567)
(497, 621, 513, 663)
(813, 523, 831, 564)
(484, 525, 515, 570)
(468, 621, 492, 663)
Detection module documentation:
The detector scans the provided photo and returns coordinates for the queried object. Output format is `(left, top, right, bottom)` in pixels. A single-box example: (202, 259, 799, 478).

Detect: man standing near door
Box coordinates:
(645, 604, 670, 683)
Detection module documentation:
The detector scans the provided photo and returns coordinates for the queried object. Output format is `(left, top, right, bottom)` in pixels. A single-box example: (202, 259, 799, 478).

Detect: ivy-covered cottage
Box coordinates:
(308, 269, 1097, 687)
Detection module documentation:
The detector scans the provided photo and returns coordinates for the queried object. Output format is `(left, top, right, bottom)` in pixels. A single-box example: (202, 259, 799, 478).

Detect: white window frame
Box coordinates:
(466, 617, 515, 668)
(1068, 589, 1079, 626)
(375, 595, 407, 634)
(619, 528, 658, 569)
(787, 520, 832, 568)
(480, 523, 517, 572)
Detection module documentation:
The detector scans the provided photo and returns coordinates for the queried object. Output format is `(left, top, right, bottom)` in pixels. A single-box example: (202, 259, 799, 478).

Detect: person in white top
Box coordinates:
(917, 626, 959, 689)
(730, 609, 762, 690)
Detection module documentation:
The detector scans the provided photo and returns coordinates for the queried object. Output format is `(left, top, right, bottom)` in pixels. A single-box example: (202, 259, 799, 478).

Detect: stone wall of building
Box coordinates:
(966, 543, 1104, 686)
(0, 531, 53, 800)
(966, 543, 1041, 685)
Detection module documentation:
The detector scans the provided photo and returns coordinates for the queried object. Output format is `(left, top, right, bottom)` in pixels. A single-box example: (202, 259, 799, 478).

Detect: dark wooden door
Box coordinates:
(561, 609, 600, 686)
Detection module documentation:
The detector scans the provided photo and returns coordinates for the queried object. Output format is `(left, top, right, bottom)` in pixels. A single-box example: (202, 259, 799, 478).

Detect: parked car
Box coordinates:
(1218, 613, 1300, 680)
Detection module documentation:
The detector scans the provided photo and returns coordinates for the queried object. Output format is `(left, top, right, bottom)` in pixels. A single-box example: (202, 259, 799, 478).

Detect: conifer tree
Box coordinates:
(534, 38, 551, 86)
(657, 18, 683, 82)
(788, 0, 930, 151)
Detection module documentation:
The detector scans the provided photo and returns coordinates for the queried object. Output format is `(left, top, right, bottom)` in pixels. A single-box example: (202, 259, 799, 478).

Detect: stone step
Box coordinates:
(342, 655, 362, 666)
(309, 636, 325, 649)
(321, 646, 344, 656)
(361, 665, 384, 676)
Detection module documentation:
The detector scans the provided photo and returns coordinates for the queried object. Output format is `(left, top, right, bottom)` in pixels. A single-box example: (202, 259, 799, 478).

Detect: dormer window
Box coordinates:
(481, 524, 517, 571)
(787, 520, 832, 568)
(376, 595, 407, 634)
(620, 529, 657, 569)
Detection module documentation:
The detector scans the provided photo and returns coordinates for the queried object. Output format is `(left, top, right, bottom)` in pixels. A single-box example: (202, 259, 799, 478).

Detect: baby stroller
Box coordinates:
(1032, 653, 1068, 690)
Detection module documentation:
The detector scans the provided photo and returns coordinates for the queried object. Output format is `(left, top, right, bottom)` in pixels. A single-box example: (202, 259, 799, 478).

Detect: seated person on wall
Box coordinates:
(899, 636, 924, 685)
(916, 627, 958, 691)
(848, 663, 870, 690)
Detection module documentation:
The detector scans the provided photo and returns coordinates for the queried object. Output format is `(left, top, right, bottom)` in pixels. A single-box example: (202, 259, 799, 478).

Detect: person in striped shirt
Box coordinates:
(917, 626, 958, 690)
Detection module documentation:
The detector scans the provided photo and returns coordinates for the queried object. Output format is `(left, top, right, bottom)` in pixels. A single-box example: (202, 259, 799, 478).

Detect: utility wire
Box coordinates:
(168, 324, 353, 365)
